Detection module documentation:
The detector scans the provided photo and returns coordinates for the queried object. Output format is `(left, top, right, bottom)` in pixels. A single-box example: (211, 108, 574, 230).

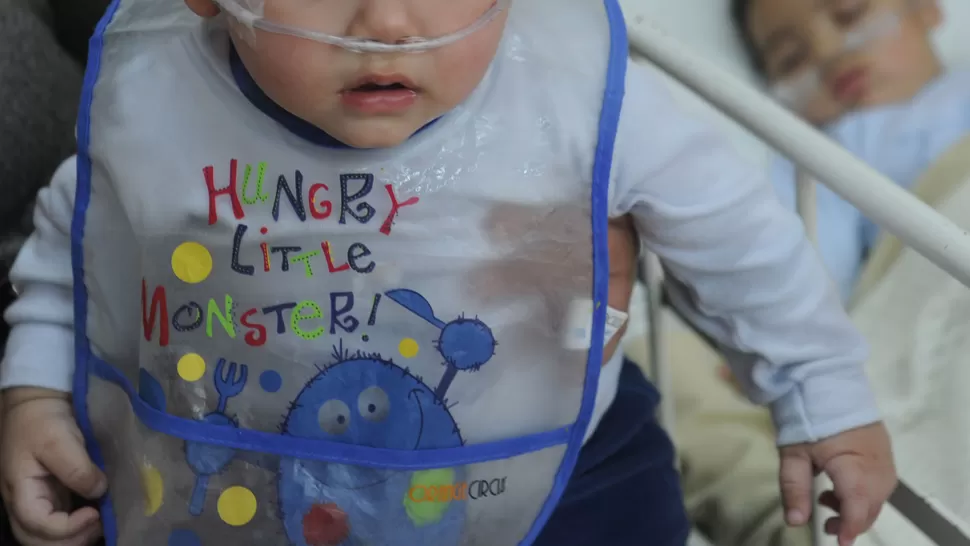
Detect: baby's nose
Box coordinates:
(346, 0, 422, 46)
(810, 16, 846, 62)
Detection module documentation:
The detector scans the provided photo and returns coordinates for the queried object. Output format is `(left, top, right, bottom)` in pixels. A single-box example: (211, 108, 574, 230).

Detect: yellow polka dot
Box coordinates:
(177, 353, 206, 382)
(217, 486, 257, 527)
(171, 242, 213, 284)
(141, 464, 164, 516)
(398, 338, 419, 359)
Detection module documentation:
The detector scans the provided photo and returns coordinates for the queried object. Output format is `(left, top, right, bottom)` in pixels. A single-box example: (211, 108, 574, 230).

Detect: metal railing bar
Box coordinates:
(889, 481, 970, 546)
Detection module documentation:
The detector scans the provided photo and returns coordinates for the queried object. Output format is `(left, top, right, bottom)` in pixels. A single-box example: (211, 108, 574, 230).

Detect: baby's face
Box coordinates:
(746, 0, 942, 124)
(199, 0, 506, 148)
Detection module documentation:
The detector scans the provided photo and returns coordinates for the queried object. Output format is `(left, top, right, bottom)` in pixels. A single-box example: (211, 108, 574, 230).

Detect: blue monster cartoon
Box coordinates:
(276, 289, 496, 546)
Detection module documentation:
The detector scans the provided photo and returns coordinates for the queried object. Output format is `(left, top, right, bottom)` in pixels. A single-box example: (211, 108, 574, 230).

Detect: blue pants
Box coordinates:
(535, 360, 690, 546)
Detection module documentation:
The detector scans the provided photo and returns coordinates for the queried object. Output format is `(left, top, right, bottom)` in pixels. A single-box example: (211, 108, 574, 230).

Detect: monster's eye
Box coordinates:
(358, 386, 390, 422)
(318, 399, 351, 435)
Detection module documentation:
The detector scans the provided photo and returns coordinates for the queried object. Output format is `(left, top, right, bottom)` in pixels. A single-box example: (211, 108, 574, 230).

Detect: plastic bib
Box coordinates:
(72, 0, 628, 544)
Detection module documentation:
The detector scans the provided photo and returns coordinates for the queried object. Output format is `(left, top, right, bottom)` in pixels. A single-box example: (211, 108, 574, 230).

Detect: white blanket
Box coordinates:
(851, 136, 970, 545)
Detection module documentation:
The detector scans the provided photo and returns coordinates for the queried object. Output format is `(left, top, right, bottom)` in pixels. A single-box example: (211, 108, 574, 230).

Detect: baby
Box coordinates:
(733, 0, 970, 301)
(1, 1, 894, 546)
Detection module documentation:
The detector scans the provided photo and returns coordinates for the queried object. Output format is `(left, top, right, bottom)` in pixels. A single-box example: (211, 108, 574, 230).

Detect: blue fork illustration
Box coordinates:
(185, 358, 248, 516)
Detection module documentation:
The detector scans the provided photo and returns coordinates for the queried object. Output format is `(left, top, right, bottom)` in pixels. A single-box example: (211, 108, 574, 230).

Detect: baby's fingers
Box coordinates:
(827, 459, 874, 546)
(10, 515, 102, 546)
(36, 434, 107, 500)
(10, 477, 100, 542)
(779, 447, 815, 526)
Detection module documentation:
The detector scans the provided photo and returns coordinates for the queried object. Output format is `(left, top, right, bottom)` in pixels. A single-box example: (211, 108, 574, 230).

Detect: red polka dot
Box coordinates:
(303, 503, 349, 546)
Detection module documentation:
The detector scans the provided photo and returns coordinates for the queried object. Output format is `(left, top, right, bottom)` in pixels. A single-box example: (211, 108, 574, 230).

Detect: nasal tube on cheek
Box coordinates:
(769, 10, 902, 109)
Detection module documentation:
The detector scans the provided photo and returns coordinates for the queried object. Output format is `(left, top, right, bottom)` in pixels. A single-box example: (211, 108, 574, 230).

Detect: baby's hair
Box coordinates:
(730, 0, 764, 74)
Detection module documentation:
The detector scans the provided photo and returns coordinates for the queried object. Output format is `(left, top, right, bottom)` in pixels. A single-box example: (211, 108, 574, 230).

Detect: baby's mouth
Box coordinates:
(340, 76, 419, 113)
(343, 73, 418, 94)
(830, 67, 869, 104)
(351, 82, 411, 92)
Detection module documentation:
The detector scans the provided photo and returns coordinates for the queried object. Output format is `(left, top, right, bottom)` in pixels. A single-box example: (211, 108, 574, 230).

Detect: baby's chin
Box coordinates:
(801, 101, 850, 127)
(804, 89, 888, 126)
(313, 115, 433, 149)
(822, 77, 931, 122)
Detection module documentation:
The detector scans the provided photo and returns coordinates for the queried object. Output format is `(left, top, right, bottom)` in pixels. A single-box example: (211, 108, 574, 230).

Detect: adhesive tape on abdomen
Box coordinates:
(561, 299, 628, 350)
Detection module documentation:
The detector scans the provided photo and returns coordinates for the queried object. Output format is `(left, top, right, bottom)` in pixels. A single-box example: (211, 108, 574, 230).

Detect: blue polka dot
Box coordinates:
(259, 370, 282, 393)
(168, 529, 201, 546)
(438, 318, 496, 370)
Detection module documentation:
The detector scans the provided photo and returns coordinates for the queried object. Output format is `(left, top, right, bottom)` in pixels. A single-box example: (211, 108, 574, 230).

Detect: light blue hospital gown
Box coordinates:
(771, 71, 970, 302)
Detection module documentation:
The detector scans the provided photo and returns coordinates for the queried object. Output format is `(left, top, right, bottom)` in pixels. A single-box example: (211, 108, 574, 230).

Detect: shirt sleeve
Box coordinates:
(1, 156, 78, 392)
(610, 61, 880, 445)
(769, 156, 866, 303)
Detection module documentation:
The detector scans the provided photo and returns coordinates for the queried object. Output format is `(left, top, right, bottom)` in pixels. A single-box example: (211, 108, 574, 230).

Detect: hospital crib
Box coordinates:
(625, 13, 970, 546)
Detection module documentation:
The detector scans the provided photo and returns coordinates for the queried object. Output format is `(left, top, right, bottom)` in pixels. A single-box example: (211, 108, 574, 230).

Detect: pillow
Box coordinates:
(621, 0, 970, 168)
(935, 0, 970, 68)
(620, 0, 769, 168)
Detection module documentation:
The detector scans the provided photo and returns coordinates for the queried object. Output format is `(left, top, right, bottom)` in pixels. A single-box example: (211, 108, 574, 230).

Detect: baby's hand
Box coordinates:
(0, 388, 107, 546)
(716, 364, 744, 394)
(779, 422, 897, 546)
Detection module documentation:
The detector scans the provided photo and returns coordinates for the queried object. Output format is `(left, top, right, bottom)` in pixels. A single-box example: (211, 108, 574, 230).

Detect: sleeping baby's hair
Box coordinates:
(730, 0, 764, 74)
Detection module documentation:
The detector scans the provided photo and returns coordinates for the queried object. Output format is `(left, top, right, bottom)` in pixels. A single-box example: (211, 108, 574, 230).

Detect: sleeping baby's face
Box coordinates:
(743, 0, 943, 125)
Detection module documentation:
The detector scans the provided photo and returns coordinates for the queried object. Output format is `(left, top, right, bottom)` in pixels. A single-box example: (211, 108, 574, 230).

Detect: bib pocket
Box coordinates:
(81, 355, 576, 546)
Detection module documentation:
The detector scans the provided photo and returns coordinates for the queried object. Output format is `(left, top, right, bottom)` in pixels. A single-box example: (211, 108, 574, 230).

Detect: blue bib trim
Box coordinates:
(72, 1, 124, 541)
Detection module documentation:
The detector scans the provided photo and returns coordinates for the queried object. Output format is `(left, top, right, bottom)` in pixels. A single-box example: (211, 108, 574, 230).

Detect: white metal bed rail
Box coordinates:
(627, 16, 970, 546)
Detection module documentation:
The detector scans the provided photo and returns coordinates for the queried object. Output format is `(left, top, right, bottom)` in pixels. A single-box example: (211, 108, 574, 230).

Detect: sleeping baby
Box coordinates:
(731, 0, 970, 301)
